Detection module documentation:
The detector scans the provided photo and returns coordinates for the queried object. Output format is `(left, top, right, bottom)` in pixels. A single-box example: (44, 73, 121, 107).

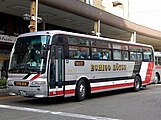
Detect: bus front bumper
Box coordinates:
(7, 85, 48, 98)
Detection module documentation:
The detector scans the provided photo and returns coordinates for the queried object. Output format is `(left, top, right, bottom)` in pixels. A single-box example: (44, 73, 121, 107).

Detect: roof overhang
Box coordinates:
(0, 0, 161, 50)
(40, 0, 161, 40)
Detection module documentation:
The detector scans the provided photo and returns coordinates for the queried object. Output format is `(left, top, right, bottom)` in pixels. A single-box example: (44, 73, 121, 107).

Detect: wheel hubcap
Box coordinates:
(80, 84, 85, 97)
(135, 79, 140, 89)
(154, 75, 158, 83)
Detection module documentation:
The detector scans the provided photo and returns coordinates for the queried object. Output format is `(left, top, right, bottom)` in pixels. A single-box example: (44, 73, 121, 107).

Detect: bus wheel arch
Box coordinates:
(75, 77, 91, 101)
(133, 75, 142, 92)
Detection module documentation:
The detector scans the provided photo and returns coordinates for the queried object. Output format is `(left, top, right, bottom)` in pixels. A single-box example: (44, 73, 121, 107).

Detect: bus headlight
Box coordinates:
(30, 81, 46, 87)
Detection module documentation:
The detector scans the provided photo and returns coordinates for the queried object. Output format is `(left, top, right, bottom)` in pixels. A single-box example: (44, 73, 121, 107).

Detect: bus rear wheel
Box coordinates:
(75, 80, 86, 101)
(134, 76, 141, 92)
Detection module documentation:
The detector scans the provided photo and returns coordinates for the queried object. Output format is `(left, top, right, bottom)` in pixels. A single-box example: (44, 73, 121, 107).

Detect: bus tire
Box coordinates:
(75, 80, 86, 101)
(133, 76, 141, 92)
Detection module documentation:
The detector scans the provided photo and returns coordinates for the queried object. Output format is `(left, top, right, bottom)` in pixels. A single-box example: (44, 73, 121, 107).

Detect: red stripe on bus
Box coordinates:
(49, 91, 63, 96)
(56, 91, 64, 95)
(30, 74, 40, 81)
(143, 62, 154, 84)
(91, 82, 134, 91)
(49, 89, 75, 96)
(50, 82, 136, 96)
(49, 92, 56, 96)
(65, 89, 75, 94)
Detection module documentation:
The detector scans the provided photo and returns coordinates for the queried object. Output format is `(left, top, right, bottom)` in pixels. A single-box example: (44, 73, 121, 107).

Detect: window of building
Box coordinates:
(86, 0, 93, 5)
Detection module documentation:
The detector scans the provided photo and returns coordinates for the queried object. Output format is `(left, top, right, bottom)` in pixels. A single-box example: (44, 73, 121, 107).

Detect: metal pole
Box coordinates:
(30, 0, 36, 32)
(35, 0, 38, 32)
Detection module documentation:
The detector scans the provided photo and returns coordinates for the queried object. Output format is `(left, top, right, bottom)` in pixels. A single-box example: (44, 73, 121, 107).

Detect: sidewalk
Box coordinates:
(0, 88, 9, 96)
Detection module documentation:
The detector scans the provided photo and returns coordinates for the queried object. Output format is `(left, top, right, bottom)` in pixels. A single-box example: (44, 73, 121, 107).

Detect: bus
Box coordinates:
(7, 30, 155, 101)
(154, 51, 161, 83)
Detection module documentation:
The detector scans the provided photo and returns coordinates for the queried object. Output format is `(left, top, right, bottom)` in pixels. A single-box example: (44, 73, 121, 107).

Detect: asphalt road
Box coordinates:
(0, 84, 161, 120)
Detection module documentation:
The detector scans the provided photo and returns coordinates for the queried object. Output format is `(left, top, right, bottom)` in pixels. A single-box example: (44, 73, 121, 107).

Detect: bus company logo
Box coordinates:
(90, 63, 126, 71)
(113, 63, 126, 71)
(90, 64, 111, 71)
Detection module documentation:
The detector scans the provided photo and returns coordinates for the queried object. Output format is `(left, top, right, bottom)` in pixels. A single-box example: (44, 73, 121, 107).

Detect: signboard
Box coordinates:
(0, 34, 16, 43)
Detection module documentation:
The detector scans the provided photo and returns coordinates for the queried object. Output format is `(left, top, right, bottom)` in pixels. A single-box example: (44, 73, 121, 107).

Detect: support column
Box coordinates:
(94, 19, 101, 37)
(130, 32, 136, 42)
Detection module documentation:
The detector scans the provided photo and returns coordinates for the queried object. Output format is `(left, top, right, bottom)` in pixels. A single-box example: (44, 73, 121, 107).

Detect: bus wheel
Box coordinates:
(75, 80, 86, 101)
(134, 76, 141, 92)
(154, 73, 159, 84)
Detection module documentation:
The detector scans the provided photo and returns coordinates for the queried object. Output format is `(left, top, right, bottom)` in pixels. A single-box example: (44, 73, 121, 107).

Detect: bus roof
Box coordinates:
(18, 30, 153, 48)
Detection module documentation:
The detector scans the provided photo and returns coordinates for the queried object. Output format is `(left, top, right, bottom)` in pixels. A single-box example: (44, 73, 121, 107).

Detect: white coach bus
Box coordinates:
(154, 51, 161, 83)
(7, 30, 155, 101)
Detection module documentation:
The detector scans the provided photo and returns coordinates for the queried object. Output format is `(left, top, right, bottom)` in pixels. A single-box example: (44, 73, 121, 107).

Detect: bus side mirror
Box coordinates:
(43, 44, 51, 50)
(40, 50, 47, 59)
(40, 44, 51, 59)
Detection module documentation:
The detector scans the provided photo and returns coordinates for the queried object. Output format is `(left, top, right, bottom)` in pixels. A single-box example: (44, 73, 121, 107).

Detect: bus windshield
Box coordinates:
(9, 35, 50, 74)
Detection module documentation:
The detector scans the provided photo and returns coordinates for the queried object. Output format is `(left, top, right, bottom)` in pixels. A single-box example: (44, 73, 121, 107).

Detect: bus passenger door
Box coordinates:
(49, 45, 64, 96)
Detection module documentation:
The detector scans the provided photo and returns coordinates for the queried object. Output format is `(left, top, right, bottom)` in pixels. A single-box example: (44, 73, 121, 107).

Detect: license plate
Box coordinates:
(19, 91, 27, 96)
(14, 82, 29, 86)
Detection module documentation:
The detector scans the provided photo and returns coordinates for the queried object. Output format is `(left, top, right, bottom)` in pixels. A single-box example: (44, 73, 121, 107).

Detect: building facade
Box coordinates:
(81, 0, 128, 19)
(0, 12, 29, 79)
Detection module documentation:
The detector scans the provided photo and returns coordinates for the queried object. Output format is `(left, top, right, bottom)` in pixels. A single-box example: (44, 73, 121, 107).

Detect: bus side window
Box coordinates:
(91, 48, 102, 59)
(69, 50, 73, 58)
(136, 53, 142, 61)
(92, 52, 102, 59)
(113, 50, 121, 60)
(102, 50, 111, 60)
(144, 55, 150, 61)
(158, 57, 161, 65)
(143, 48, 153, 62)
(143, 53, 152, 62)
(102, 52, 108, 59)
(69, 46, 90, 59)
(122, 51, 129, 60)
(130, 52, 136, 61)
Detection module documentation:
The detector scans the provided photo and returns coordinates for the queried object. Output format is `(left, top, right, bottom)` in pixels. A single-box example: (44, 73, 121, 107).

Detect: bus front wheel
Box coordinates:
(75, 80, 86, 101)
(133, 76, 141, 92)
